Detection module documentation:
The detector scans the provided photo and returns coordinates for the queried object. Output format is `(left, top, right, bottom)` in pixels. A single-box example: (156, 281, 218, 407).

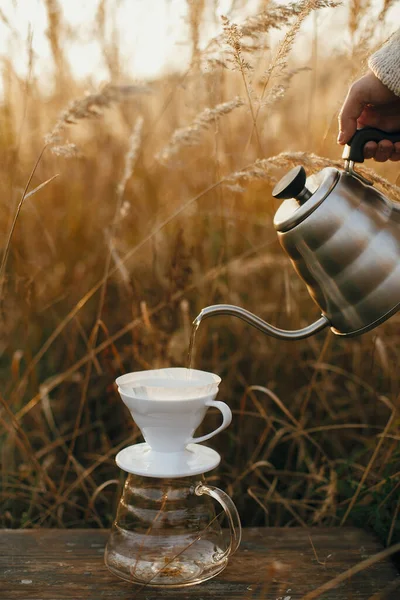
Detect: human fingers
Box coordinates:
(390, 142, 400, 161)
(338, 81, 365, 144)
(363, 141, 377, 159)
(374, 140, 394, 162)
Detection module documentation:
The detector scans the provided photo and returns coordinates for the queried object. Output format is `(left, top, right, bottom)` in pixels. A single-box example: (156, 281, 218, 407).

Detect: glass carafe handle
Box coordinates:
(195, 484, 242, 556)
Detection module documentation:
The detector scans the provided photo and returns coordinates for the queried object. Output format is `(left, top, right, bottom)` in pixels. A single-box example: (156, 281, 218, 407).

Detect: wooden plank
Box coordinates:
(0, 528, 398, 599)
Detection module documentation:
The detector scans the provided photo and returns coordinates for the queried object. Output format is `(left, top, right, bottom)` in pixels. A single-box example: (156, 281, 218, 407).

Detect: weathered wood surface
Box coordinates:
(0, 528, 398, 599)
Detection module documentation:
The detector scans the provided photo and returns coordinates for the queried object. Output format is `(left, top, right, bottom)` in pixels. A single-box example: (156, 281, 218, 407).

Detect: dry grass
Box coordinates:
(0, 1, 399, 580)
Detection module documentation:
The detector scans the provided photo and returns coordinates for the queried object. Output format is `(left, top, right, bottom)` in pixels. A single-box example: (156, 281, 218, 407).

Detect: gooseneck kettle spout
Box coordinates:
(196, 305, 330, 341)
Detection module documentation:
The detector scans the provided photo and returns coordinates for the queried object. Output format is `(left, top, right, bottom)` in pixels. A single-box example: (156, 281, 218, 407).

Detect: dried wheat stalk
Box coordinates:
(261, 0, 341, 88)
(241, 2, 304, 38)
(45, 84, 149, 152)
(226, 151, 400, 203)
(156, 96, 244, 163)
(261, 66, 310, 107)
(117, 116, 144, 200)
(378, 0, 397, 21)
(44, 0, 69, 86)
(349, 0, 372, 37)
(207, 0, 303, 55)
(221, 14, 263, 152)
(187, 0, 206, 68)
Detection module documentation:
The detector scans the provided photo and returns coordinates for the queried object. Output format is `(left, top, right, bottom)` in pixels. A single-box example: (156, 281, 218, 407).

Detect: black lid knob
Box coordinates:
(272, 165, 312, 204)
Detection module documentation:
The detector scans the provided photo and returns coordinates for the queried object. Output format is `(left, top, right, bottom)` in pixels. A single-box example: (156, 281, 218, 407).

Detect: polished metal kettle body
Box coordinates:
(197, 128, 400, 340)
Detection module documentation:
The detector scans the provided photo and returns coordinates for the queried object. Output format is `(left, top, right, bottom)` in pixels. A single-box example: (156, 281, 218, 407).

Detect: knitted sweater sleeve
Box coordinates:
(368, 29, 400, 97)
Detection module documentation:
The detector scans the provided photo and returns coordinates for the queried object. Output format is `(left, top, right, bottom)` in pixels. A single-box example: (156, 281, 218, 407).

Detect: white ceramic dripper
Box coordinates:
(116, 367, 232, 477)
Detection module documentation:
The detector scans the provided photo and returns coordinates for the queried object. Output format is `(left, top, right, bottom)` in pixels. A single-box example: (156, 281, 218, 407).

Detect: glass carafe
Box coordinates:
(105, 473, 241, 588)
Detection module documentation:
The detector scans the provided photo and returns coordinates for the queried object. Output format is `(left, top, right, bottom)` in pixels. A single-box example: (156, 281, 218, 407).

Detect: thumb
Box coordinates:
(338, 84, 365, 144)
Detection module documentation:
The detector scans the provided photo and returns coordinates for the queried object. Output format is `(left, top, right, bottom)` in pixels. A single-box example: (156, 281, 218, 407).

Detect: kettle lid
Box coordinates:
(273, 166, 339, 232)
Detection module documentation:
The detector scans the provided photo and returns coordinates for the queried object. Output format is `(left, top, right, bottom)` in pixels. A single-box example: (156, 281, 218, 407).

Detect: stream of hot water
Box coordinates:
(187, 314, 201, 373)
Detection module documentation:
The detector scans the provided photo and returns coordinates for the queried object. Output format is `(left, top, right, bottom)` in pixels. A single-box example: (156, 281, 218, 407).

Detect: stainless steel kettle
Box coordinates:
(197, 128, 400, 340)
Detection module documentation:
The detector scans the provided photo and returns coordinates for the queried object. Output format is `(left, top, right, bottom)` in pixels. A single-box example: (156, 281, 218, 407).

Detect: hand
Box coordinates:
(338, 70, 400, 162)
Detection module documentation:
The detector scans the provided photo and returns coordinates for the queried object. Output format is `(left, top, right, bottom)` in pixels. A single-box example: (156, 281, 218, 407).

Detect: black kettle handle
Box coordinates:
(342, 127, 400, 163)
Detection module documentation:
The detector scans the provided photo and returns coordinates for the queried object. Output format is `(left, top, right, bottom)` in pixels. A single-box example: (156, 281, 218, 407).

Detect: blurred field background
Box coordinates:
(0, 0, 399, 551)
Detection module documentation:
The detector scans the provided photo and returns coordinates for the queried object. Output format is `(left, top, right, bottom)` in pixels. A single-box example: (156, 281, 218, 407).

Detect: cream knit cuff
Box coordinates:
(368, 29, 400, 97)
